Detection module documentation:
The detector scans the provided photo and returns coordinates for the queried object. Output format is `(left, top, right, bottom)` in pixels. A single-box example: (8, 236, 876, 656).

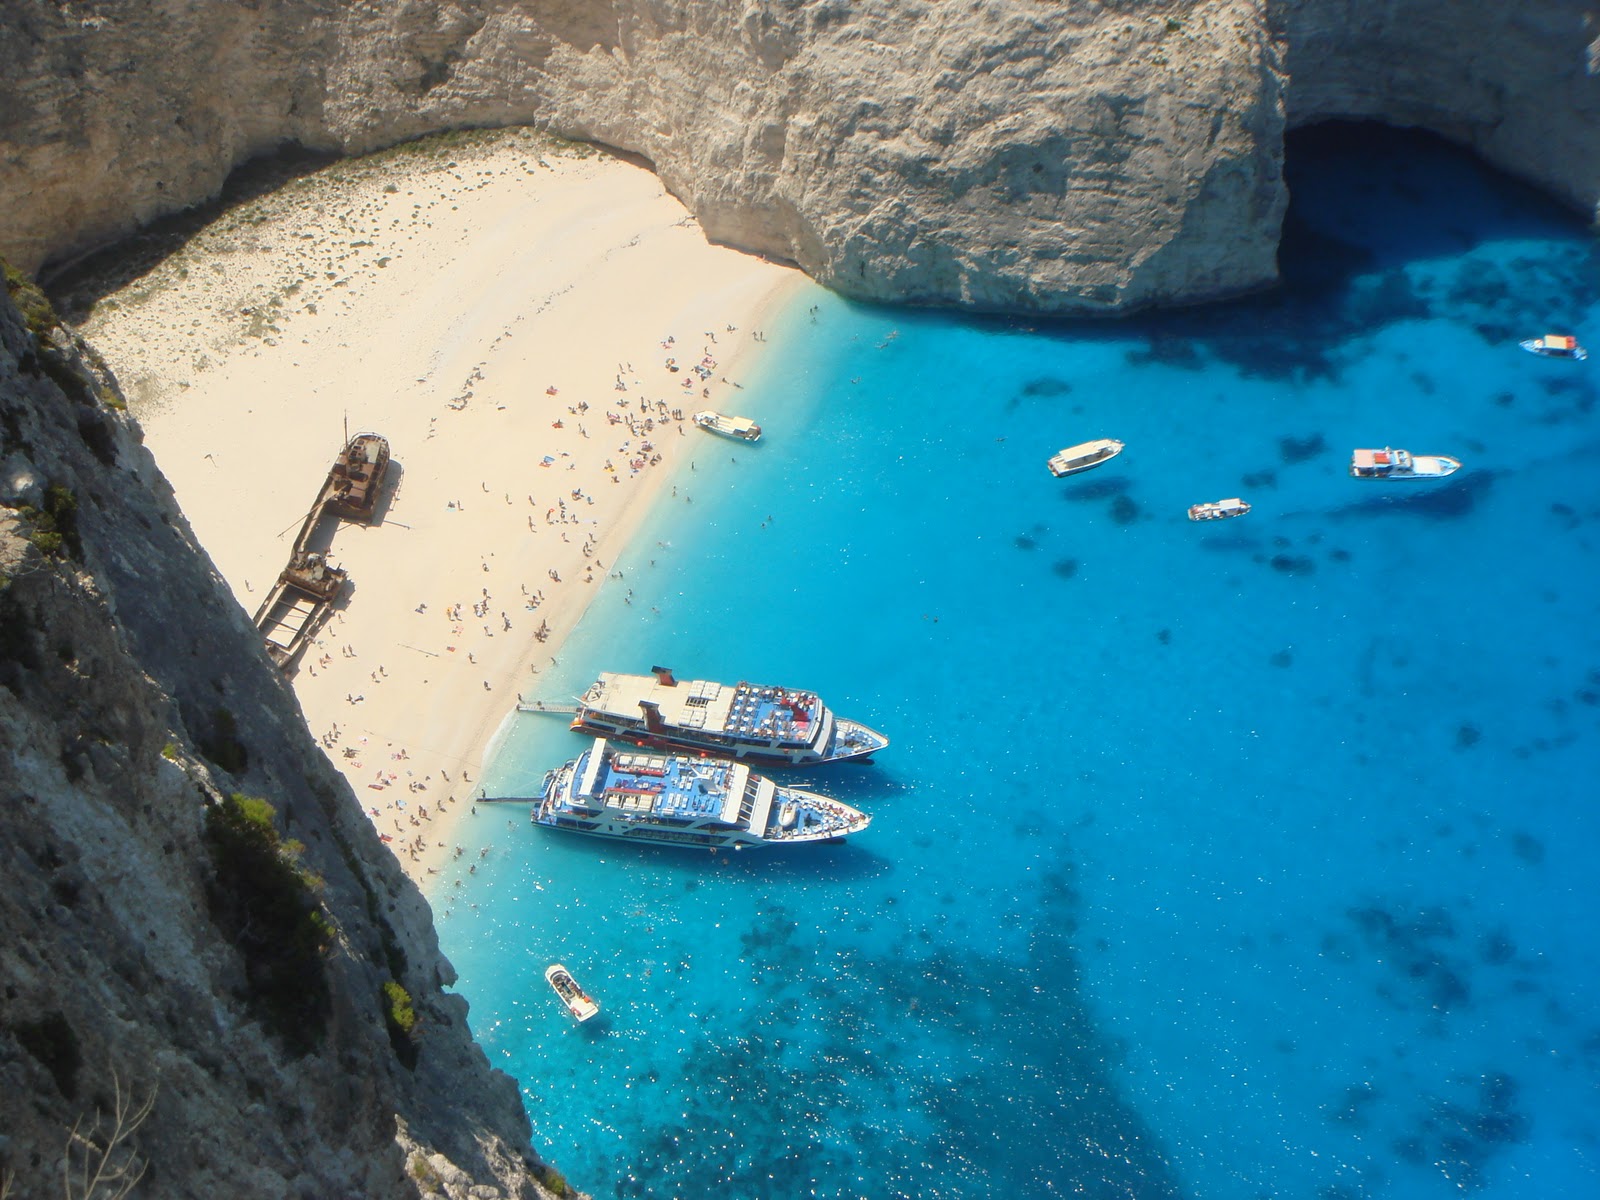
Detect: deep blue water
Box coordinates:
(435, 125, 1600, 1199)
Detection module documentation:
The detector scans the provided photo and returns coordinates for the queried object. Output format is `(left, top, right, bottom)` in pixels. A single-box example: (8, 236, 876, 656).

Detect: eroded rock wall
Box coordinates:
(544, 0, 1289, 312)
(0, 279, 555, 1198)
(0, 1, 1595, 309)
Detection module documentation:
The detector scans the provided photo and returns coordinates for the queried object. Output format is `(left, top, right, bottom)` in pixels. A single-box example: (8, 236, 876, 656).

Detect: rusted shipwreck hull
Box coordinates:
(252, 551, 346, 670)
(326, 432, 390, 521)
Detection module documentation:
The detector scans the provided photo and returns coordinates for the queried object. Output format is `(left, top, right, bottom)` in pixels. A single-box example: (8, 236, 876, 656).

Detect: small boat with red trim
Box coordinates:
(544, 963, 599, 1022)
(1519, 334, 1587, 361)
(569, 667, 887, 766)
(1349, 447, 1461, 480)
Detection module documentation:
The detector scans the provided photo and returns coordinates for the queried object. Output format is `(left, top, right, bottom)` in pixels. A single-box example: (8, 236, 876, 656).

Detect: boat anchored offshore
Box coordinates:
(692, 410, 762, 442)
(1047, 438, 1124, 478)
(1349, 447, 1461, 480)
(570, 667, 888, 766)
(1519, 334, 1588, 361)
(1188, 497, 1251, 521)
(521, 738, 871, 850)
(544, 963, 599, 1022)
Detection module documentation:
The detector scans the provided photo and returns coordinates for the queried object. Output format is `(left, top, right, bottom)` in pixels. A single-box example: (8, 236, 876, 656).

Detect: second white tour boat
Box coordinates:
(517, 738, 871, 851)
(570, 667, 888, 766)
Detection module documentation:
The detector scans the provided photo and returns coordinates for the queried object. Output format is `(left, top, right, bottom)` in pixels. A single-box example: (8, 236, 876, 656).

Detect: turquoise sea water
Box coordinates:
(435, 125, 1600, 1199)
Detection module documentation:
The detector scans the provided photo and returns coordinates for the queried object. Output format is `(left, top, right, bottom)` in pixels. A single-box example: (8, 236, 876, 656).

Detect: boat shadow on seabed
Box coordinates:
(1328, 468, 1496, 521)
(529, 823, 896, 884)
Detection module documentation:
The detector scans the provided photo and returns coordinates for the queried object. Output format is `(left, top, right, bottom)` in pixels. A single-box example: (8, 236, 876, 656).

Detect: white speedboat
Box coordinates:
(544, 963, 600, 1022)
(1046, 438, 1124, 478)
(692, 410, 762, 442)
(1188, 497, 1251, 521)
(1349, 448, 1461, 480)
(1519, 334, 1587, 361)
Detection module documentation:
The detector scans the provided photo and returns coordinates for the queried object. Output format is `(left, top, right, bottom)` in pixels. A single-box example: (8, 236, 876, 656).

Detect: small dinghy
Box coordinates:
(1519, 334, 1587, 361)
(692, 410, 762, 442)
(545, 963, 600, 1022)
(1188, 497, 1251, 522)
(1046, 438, 1124, 478)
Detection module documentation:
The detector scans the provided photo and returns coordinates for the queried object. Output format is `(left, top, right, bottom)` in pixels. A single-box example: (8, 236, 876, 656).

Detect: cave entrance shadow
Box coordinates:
(1120, 120, 1600, 384)
(946, 120, 1597, 387)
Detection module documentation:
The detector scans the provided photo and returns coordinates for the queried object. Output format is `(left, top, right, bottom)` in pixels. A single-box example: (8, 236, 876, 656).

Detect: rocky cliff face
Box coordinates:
(0, 275, 558, 1197)
(2, 1, 1596, 315)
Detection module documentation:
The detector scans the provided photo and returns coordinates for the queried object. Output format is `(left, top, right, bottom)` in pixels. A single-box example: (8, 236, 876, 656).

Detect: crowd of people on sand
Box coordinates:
(293, 322, 767, 883)
(336, 733, 484, 864)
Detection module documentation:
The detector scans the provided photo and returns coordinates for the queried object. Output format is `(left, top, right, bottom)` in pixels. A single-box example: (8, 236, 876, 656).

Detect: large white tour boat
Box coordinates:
(570, 667, 888, 766)
(1046, 438, 1124, 478)
(520, 738, 871, 850)
(1349, 447, 1461, 480)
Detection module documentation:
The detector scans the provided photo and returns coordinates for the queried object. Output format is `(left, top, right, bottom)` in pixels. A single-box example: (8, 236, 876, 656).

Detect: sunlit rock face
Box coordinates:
(1, 1, 1594, 314)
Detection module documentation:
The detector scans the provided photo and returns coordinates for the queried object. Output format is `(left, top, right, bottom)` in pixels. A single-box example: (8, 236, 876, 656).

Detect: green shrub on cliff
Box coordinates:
(203, 792, 333, 1054)
(381, 980, 416, 1035)
(535, 1164, 573, 1197)
(2, 257, 59, 337)
(16, 485, 82, 560)
(381, 979, 420, 1069)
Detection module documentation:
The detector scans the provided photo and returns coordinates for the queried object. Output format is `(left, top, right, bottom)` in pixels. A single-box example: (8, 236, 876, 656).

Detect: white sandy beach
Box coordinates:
(83, 129, 802, 887)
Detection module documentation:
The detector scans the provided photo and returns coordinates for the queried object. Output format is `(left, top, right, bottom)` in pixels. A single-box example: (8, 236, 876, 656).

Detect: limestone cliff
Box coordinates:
(1, 0, 1595, 315)
(0, 275, 565, 1198)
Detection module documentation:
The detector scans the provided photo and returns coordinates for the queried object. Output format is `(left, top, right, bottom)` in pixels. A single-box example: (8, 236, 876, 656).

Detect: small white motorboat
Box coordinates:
(692, 410, 762, 442)
(1349, 448, 1461, 480)
(1046, 438, 1124, 478)
(1519, 334, 1587, 361)
(545, 963, 600, 1022)
(1188, 497, 1251, 522)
